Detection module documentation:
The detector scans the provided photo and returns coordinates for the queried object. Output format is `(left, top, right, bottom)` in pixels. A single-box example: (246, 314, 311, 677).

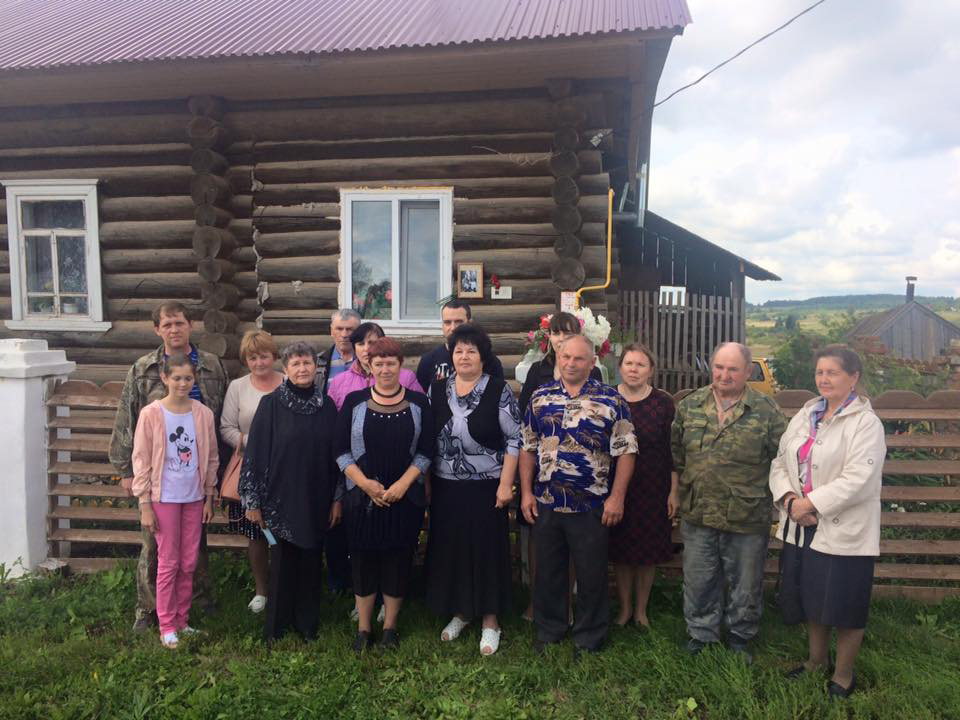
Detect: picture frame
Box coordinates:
(457, 262, 483, 299)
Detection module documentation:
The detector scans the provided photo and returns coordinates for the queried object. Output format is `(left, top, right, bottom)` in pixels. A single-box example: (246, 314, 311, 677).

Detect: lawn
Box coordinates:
(2, 554, 959, 720)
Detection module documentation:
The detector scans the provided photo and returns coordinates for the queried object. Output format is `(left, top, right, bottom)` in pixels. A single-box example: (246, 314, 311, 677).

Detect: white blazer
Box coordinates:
(769, 395, 886, 557)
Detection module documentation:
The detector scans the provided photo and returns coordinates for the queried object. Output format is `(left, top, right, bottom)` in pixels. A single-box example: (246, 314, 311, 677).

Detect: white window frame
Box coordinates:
(2, 179, 110, 332)
(339, 188, 453, 336)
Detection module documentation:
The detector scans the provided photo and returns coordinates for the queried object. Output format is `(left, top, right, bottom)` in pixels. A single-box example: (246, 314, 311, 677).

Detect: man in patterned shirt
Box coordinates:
(520, 334, 637, 656)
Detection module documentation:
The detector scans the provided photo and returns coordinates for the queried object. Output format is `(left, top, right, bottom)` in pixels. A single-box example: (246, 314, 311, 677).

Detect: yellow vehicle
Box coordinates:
(747, 357, 777, 396)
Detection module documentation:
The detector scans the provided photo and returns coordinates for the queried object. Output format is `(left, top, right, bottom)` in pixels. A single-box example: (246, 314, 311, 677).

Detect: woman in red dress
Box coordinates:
(609, 344, 678, 627)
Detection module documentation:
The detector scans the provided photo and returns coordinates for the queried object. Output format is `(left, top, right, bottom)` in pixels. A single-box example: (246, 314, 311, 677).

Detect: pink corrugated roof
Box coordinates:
(0, 0, 690, 71)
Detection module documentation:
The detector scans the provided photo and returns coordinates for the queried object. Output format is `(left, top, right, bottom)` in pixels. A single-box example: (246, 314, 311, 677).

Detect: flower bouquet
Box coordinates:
(517, 307, 613, 382)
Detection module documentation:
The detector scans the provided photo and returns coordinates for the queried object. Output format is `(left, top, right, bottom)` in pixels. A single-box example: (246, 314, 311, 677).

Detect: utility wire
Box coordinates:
(652, 0, 830, 110)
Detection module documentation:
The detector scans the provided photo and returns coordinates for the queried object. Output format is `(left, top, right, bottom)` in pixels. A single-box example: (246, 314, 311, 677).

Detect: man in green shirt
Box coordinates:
(671, 342, 786, 659)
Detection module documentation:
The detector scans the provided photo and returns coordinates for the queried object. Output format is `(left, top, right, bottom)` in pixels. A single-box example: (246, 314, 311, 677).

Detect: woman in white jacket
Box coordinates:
(769, 345, 885, 699)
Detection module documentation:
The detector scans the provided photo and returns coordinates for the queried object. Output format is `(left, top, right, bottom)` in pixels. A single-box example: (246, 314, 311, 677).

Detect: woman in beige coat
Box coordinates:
(769, 345, 885, 698)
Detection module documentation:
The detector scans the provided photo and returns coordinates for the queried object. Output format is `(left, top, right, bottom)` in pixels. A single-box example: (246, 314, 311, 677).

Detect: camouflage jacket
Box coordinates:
(671, 385, 787, 535)
(108, 345, 229, 477)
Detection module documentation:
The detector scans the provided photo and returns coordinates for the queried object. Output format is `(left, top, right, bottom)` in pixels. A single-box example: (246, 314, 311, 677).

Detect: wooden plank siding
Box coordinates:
(44, 379, 960, 602)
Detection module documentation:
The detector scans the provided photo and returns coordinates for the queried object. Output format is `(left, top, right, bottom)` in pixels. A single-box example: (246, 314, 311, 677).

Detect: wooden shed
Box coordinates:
(847, 278, 960, 362)
(0, 0, 691, 382)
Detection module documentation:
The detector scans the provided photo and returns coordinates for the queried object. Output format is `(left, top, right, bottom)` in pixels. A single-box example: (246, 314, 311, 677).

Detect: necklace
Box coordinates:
(619, 383, 652, 402)
(373, 385, 403, 399)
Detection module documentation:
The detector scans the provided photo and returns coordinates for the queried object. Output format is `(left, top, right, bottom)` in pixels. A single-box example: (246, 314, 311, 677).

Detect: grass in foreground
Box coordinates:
(2, 555, 959, 720)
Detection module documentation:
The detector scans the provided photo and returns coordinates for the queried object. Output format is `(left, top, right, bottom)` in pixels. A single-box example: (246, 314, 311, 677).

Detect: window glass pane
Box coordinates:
(399, 201, 440, 320)
(24, 235, 54, 292)
(57, 235, 88, 293)
(22, 200, 85, 230)
(27, 296, 55, 314)
(60, 296, 88, 315)
(351, 201, 392, 320)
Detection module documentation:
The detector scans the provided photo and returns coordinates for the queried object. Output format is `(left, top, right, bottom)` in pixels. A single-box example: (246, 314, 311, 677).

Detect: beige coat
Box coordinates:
(769, 395, 886, 556)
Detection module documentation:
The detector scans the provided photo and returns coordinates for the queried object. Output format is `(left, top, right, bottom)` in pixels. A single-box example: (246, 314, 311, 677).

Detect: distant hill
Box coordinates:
(750, 294, 958, 312)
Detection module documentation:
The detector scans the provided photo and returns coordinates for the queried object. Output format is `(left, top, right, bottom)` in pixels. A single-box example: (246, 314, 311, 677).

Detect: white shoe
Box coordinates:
(480, 627, 501, 656)
(377, 605, 385, 624)
(248, 595, 267, 614)
(441, 616, 470, 642)
(179, 625, 201, 636)
(349, 606, 359, 622)
(161, 631, 179, 649)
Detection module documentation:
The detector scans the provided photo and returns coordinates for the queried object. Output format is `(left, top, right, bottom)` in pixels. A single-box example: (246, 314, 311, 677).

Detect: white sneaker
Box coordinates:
(161, 631, 179, 649)
(377, 605, 385, 624)
(248, 595, 267, 614)
(179, 625, 201, 636)
(480, 627, 501, 656)
(441, 616, 470, 642)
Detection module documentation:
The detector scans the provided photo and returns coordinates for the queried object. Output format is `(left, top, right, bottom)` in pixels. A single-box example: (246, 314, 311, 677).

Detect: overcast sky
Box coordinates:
(648, 0, 960, 304)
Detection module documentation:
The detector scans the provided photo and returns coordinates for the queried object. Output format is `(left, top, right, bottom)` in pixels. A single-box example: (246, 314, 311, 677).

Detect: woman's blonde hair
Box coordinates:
(239, 330, 279, 363)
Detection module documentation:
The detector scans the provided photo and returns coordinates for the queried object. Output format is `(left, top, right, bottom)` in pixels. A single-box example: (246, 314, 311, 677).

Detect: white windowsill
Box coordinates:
(5, 319, 113, 333)
(377, 323, 444, 336)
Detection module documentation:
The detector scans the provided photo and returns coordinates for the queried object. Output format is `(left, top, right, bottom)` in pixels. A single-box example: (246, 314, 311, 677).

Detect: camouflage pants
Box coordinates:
(135, 525, 215, 622)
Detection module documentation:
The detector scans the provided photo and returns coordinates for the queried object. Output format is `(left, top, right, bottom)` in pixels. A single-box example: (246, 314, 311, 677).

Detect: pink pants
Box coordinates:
(153, 500, 204, 635)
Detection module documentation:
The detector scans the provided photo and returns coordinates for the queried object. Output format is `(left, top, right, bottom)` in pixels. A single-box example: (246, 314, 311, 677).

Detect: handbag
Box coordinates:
(775, 498, 806, 626)
(220, 441, 244, 503)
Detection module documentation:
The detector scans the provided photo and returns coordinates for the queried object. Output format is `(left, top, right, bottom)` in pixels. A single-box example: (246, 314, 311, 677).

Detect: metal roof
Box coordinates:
(0, 0, 691, 71)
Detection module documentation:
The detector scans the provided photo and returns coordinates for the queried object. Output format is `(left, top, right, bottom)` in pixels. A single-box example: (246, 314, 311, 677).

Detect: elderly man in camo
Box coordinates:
(109, 301, 229, 632)
(671, 342, 787, 660)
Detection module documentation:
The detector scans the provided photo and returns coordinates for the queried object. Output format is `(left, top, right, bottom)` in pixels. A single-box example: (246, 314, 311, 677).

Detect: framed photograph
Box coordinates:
(457, 262, 483, 299)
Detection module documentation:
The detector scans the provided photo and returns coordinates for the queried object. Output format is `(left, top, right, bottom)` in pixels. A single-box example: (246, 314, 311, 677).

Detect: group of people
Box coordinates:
(109, 298, 884, 697)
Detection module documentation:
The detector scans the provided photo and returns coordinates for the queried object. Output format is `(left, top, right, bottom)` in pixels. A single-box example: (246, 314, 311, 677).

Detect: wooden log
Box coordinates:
(190, 148, 229, 175)
(0, 113, 189, 148)
(100, 196, 195, 222)
(455, 195, 605, 226)
(551, 177, 580, 206)
(551, 258, 586, 290)
(554, 234, 584, 258)
(251, 215, 340, 234)
(190, 173, 231, 206)
(201, 282, 240, 310)
(468, 278, 601, 305)
(552, 205, 583, 234)
(453, 222, 605, 251)
(469, 304, 556, 333)
(18, 320, 201, 348)
(197, 333, 240, 358)
(202, 309, 238, 334)
(187, 116, 226, 149)
(545, 78, 574, 100)
(195, 203, 233, 227)
(235, 298, 261, 320)
(252, 151, 602, 184)
(260, 310, 332, 335)
(101, 249, 197, 273)
(0, 166, 192, 196)
(226, 95, 606, 142)
(234, 271, 258, 294)
(257, 256, 338, 283)
(269, 333, 529, 358)
(255, 230, 339, 257)
(229, 217, 254, 243)
(258, 281, 339, 309)
(197, 258, 235, 282)
(0, 142, 191, 166)
(553, 126, 580, 152)
(192, 227, 238, 259)
(99, 220, 196, 249)
(106, 298, 204, 321)
(549, 151, 580, 178)
(103, 273, 199, 298)
(456, 246, 604, 280)
(187, 95, 225, 120)
(555, 98, 589, 127)
(231, 246, 258, 268)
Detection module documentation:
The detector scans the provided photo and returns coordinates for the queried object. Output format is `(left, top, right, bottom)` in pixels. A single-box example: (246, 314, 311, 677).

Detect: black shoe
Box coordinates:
(827, 673, 856, 699)
(726, 635, 752, 664)
(686, 638, 713, 656)
(786, 663, 830, 679)
(131, 612, 156, 633)
(379, 628, 400, 650)
(352, 631, 372, 654)
(533, 638, 560, 656)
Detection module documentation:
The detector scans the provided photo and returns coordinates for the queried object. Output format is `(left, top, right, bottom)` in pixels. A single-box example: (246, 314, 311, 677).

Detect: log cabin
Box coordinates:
(0, 0, 692, 382)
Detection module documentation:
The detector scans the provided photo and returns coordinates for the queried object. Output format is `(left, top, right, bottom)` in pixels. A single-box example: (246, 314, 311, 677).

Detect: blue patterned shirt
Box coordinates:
(522, 377, 637, 513)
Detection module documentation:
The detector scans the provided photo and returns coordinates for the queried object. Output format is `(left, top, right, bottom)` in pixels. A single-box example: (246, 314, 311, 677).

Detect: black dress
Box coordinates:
(239, 380, 339, 640)
(335, 388, 434, 598)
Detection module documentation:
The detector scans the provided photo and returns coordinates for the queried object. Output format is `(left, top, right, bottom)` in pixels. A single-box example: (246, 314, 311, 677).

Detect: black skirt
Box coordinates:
(781, 526, 875, 629)
(227, 500, 263, 541)
(425, 476, 512, 618)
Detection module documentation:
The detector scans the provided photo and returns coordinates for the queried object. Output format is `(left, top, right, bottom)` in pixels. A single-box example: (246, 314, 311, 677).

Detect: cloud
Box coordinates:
(649, 0, 960, 302)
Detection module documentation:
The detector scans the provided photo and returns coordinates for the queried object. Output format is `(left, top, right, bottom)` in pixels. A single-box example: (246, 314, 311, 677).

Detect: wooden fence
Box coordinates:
(44, 380, 959, 602)
(619, 290, 745, 394)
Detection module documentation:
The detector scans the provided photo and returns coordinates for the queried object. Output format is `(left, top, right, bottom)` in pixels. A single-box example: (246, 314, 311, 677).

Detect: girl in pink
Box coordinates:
(132, 353, 218, 648)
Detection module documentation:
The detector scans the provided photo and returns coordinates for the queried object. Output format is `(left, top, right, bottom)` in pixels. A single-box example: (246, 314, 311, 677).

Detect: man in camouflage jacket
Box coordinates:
(108, 302, 229, 631)
(671, 342, 787, 658)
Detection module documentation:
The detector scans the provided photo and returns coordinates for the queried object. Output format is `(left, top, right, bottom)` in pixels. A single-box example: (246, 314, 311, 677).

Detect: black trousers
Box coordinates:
(265, 538, 323, 641)
(324, 521, 351, 592)
(533, 505, 610, 650)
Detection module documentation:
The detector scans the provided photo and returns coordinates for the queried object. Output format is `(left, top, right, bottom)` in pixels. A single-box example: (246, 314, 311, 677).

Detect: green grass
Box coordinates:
(2, 555, 960, 720)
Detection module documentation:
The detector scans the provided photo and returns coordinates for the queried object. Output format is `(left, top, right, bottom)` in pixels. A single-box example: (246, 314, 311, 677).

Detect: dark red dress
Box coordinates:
(609, 388, 676, 566)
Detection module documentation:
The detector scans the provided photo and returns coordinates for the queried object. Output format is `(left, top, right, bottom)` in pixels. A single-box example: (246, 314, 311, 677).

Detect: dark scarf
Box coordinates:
(278, 378, 324, 414)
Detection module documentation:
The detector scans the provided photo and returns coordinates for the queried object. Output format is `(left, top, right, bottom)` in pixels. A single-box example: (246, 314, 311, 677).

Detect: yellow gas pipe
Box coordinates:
(573, 188, 614, 309)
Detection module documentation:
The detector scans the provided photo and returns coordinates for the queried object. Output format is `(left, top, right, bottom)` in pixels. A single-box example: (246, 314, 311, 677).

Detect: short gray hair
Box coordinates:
(561, 333, 595, 357)
(710, 341, 752, 368)
(331, 308, 361, 324)
(281, 340, 317, 366)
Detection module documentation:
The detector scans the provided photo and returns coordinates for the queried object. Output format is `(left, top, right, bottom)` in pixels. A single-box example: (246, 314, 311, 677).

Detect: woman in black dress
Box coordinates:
(609, 343, 677, 628)
(517, 311, 603, 620)
(238, 341, 342, 641)
(335, 337, 434, 653)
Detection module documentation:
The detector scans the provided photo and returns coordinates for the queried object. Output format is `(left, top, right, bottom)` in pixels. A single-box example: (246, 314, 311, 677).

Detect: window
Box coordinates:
(2, 180, 109, 332)
(340, 189, 453, 334)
